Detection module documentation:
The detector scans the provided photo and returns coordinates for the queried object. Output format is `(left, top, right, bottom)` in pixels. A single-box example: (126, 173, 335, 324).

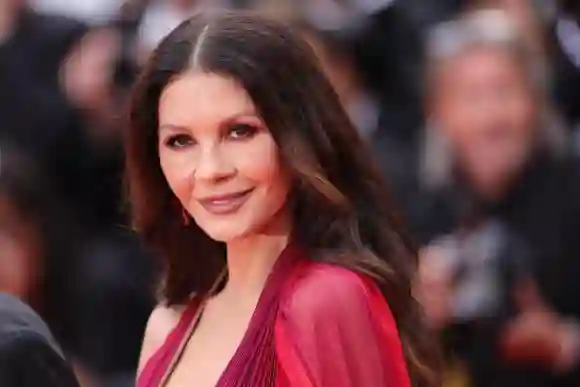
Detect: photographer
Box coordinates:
(415, 11, 580, 387)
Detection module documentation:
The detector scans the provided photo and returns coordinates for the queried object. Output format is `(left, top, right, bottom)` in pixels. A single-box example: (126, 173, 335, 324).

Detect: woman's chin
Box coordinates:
(199, 224, 251, 243)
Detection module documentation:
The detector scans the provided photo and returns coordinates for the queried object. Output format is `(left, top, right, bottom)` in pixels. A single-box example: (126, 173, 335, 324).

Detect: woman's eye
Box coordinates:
(229, 124, 258, 140)
(165, 134, 193, 149)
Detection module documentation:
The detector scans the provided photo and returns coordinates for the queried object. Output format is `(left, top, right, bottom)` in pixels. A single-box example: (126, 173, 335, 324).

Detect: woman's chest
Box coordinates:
(164, 301, 256, 387)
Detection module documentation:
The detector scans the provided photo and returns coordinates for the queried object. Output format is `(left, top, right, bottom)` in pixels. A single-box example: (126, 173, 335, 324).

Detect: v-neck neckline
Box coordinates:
(158, 242, 300, 387)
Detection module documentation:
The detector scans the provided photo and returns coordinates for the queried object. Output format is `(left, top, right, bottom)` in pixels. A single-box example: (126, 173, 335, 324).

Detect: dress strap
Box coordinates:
(136, 298, 202, 387)
(150, 269, 228, 387)
(137, 269, 228, 387)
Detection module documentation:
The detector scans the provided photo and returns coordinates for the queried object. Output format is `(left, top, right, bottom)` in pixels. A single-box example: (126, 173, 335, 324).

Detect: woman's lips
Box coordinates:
(198, 188, 255, 215)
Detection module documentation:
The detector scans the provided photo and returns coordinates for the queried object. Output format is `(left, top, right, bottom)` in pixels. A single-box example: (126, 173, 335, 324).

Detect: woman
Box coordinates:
(127, 11, 439, 387)
(416, 11, 580, 387)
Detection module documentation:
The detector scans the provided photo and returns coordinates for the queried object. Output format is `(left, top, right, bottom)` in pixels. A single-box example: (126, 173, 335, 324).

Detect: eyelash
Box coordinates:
(229, 123, 259, 140)
(163, 124, 259, 150)
(164, 134, 193, 149)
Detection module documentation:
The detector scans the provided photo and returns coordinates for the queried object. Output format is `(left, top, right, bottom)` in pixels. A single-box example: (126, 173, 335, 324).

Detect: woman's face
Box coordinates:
(432, 46, 538, 194)
(158, 72, 291, 242)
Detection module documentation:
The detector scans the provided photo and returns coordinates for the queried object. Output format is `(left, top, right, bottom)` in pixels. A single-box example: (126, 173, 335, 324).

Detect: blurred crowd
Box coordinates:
(1, 0, 580, 386)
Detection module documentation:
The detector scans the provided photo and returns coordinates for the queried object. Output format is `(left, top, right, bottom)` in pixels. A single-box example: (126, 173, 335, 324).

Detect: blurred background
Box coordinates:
(1, 0, 580, 386)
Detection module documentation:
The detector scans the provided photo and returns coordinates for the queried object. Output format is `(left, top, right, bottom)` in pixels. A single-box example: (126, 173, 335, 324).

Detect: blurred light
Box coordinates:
(29, 0, 121, 25)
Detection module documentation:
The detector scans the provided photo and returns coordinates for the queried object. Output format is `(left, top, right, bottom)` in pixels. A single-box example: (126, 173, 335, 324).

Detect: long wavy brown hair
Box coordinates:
(126, 11, 440, 387)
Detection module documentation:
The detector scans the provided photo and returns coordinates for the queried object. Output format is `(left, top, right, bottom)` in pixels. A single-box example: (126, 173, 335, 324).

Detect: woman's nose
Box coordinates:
(194, 145, 235, 182)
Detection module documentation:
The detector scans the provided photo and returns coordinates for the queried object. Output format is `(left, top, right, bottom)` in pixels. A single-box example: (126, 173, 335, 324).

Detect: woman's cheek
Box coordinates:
(228, 135, 280, 182)
(160, 149, 197, 201)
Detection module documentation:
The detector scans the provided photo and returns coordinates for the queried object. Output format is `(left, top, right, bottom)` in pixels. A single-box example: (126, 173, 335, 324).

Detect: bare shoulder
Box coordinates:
(282, 263, 376, 320)
(137, 303, 187, 375)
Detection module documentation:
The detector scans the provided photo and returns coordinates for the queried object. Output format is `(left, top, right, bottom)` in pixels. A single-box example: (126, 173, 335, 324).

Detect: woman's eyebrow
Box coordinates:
(158, 110, 260, 132)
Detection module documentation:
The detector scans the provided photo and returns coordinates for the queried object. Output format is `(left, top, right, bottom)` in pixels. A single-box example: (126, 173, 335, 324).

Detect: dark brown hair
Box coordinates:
(126, 11, 440, 387)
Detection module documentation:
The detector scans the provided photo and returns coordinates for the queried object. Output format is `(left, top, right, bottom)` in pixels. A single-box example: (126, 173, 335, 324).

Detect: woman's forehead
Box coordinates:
(158, 72, 258, 127)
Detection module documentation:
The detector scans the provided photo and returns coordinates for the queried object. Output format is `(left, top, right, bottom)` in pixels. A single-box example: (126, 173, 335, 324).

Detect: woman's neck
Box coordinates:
(223, 212, 292, 300)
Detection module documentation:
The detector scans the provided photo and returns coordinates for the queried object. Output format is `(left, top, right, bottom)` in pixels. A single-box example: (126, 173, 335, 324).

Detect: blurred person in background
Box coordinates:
(0, 144, 105, 387)
(1, 2, 156, 385)
(0, 0, 124, 234)
(415, 10, 580, 387)
(469, 0, 547, 57)
(468, 0, 580, 146)
(0, 0, 136, 229)
(0, 0, 92, 218)
(437, 0, 580, 146)
(61, 18, 156, 387)
(0, 293, 80, 387)
(0, 145, 78, 348)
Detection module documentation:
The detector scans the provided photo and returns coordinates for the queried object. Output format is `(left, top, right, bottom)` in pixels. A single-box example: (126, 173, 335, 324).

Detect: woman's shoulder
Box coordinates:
(280, 261, 384, 321)
(137, 302, 191, 374)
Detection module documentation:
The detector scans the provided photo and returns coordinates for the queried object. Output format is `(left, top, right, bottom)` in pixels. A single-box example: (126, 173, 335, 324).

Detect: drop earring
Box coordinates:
(182, 208, 190, 226)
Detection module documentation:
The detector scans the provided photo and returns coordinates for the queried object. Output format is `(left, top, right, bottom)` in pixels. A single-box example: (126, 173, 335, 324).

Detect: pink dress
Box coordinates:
(137, 243, 411, 387)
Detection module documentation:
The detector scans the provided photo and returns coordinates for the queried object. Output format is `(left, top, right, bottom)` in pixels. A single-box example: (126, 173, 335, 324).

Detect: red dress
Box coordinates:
(137, 243, 411, 387)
